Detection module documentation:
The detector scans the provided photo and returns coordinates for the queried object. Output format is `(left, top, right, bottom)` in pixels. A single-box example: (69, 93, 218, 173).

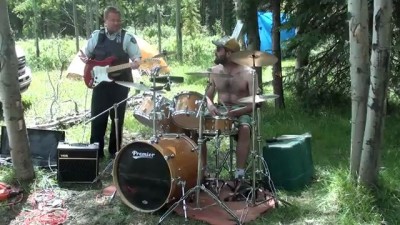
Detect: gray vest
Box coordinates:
(92, 28, 132, 82)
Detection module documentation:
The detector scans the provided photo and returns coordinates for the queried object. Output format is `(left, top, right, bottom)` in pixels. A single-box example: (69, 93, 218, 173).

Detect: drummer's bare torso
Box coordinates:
(211, 64, 253, 105)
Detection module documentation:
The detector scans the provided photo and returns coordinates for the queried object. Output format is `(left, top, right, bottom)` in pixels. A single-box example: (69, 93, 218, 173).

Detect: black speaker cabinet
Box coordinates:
(57, 142, 99, 183)
(1, 126, 65, 168)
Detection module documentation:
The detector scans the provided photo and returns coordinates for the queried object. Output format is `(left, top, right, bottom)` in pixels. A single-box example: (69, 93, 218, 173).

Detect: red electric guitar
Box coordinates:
(83, 56, 160, 88)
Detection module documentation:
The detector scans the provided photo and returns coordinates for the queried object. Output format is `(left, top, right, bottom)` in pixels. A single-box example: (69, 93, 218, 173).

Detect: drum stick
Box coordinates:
(220, 101, 229, 116)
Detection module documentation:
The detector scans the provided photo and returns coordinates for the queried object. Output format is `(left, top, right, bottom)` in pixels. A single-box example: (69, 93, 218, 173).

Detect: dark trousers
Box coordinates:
(90, 82, 129, 157)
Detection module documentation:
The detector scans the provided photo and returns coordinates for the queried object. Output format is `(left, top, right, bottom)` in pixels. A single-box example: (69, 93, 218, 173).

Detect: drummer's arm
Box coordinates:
(206, 77, 219, 116)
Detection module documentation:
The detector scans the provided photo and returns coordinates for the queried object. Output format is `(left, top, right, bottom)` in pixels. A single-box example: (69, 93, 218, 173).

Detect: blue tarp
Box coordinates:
(258, 12, 295, 53)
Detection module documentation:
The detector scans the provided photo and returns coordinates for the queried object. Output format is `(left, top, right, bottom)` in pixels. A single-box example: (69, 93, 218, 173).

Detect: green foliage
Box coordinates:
(182, 0, 202, 37)
(135, 25, 217, 68)
(17, 38, 83, 71)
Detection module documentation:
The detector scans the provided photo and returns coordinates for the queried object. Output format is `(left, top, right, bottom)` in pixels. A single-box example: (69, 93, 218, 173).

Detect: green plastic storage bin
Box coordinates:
(263, 133, 314, 191)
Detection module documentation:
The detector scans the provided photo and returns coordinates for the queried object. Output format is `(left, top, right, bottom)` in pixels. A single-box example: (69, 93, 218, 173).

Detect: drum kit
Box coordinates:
(91, 49, 279, 224)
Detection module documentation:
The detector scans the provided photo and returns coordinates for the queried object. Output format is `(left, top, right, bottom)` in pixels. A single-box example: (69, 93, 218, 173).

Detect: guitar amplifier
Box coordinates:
(57, 142, 99, 183)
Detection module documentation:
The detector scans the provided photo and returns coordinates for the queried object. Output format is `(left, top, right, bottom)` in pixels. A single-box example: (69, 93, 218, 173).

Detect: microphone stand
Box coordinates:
(90, 94, 134, 183)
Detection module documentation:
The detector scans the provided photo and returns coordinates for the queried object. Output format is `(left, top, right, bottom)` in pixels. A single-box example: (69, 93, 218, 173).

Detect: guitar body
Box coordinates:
(84, 56, 117, 88)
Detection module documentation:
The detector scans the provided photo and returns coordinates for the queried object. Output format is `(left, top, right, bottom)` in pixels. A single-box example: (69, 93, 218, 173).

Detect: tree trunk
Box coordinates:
(73, 0, 79, 52)
(94, 0, 99, 29)
(176, 0, 183, 62)
(157, 5, 162, 53)
(33, 0, 40, 57)
(88, 2, 94, 33)
(221, 0, 225, 33)
(85, 2, 90, 38)
(358, 0, 392, 187)
(348, 0, 370, 180)
(271, 0, 284, 108)
(240, 0, 262, 90)
(0, 0, 34, 181)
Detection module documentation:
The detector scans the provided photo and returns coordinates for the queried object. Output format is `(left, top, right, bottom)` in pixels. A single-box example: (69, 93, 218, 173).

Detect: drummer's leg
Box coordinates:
(235, 115, 251, 179)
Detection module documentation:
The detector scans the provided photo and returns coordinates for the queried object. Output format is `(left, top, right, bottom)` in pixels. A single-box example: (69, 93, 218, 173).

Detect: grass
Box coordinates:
(1, 61, 400, 225)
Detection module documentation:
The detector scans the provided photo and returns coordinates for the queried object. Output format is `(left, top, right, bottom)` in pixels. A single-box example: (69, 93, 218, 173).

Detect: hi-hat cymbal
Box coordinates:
(149, 75, 184, 83)
(238, 94, 279, 103)
(153, 50, 176, 58)
(186, 71, 232, 78)
(230, 50, 278, 67)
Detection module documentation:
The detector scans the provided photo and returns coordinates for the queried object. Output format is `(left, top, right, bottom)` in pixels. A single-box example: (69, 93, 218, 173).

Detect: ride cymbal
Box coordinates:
(230, 50, 278, 67)
(185, 71, 232, 78)
(149, 75, 184, 83)
(237, 94, 279, 103)
(153, 50, 176, 58)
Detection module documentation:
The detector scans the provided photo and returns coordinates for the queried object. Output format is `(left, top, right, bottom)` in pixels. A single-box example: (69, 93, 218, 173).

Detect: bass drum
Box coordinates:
(113, 134, 198, 212)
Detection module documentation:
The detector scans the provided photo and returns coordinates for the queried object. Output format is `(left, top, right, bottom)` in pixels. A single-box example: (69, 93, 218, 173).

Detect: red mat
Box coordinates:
(103, 184, 275, 224)
(173, 184, 275, 225)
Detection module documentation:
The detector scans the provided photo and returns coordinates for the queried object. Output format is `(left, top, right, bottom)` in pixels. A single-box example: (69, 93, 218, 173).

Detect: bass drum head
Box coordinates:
(113, 141, 171, 212)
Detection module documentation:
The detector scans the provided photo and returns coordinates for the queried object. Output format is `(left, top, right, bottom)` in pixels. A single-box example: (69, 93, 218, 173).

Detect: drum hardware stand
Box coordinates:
(158, 75, 242, 225)
(246, 58, 277, 206)
(87, 94, 135, 184)
(178, 180, 188, 222)
(149, 66, 163, 143)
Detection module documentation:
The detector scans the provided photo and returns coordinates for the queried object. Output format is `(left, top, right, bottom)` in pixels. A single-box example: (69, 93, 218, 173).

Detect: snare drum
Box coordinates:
(172, 91, 203, 130)
(133, 93, 183, 133)
(203, 116, 237, 135)
(113, 134, 198, 212)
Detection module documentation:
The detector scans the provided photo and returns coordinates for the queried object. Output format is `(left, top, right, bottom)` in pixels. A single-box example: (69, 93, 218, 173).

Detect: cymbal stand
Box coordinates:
(245, 57, 278, 206)
(158, 75, 241, 225)
(257, 106, 278, 198)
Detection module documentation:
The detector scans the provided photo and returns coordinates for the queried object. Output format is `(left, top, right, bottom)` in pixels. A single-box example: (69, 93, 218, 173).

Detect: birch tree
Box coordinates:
(0, 0, 34, 181)
(359, 0, 393, 187)
(348, 0, 370, 179)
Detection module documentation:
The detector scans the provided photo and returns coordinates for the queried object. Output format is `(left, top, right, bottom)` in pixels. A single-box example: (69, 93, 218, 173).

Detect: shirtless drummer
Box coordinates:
(204, 36, 258, 181)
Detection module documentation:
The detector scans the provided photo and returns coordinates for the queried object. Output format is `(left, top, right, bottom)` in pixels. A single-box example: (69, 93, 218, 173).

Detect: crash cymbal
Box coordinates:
(153, 50, 176, 58)
(186, 71, 232, 78)
(230, 50, 278, 67)
(149, 75, 184, 83)
(238, 94, 279, 103)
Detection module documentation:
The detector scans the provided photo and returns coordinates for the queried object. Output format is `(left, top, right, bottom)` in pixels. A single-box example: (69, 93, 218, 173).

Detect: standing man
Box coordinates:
(205, 36, 257, 180)
(80, 6, 141, 159)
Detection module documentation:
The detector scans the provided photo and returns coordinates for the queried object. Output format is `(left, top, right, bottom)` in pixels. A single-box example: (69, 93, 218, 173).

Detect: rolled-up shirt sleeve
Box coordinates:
(123, 33, 142, 61)
(84, 30, 100, 58)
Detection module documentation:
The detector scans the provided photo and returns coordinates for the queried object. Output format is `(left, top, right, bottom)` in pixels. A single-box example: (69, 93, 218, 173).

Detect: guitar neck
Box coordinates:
(106, 62, 132, 74)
